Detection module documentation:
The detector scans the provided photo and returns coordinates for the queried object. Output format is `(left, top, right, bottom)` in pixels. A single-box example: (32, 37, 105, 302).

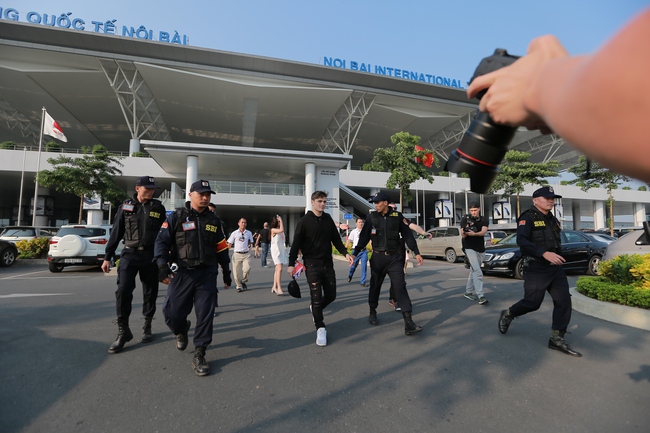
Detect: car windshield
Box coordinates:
(56, 227, 107, 238)
(497, 233, 518, 245)
(1, 228, 35, 237)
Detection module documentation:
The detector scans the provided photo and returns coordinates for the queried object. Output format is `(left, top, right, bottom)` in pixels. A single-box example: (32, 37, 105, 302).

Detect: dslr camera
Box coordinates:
(445, 49, 520, 194)
(463, 214, 481, 233)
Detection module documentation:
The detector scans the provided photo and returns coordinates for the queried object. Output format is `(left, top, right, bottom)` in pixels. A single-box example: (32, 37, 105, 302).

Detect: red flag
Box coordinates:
(414, 145, 434, 168)
(43, 111, 68, 142)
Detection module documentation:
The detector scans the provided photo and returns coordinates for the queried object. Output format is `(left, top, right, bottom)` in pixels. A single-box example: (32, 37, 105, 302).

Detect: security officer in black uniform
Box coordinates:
(154, 179, 231, 376)
(352, 192, 424, 335)
(102, 176, 166, 354)
(498, 186, 581, 357)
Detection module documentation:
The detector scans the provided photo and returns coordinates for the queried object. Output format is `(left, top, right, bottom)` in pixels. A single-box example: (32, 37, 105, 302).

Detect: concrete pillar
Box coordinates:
(593, 201, 606, 230)
(129, 138, 140, 155)
(634, 203, 647, 227)
(572, 201, 581, 230)
(186, 155, 198, 201)
(305, 163, 315, 214)
(87, 209, 103, 225)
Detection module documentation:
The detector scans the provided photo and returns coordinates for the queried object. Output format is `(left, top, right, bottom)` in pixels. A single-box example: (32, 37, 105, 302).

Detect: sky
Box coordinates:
(4, 0, 648, 85)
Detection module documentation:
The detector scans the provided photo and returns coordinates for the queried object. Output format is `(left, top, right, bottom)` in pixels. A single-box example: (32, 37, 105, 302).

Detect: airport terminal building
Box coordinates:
(0, 12, 647, 236)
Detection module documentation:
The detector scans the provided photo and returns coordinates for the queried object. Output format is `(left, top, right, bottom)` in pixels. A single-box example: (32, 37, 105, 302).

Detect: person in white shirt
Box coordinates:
(227, 218, 254, 292)
(346, 218, 368, 287)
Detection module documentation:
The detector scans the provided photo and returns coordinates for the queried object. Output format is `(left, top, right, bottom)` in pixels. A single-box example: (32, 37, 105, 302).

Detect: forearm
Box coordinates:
(527, 11, 650, 181)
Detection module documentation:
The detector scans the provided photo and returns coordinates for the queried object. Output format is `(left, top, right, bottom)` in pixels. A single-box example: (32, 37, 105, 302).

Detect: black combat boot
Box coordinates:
(141, 317, 154, 343)
(548, 330, 582, 357)
(192, 346, 211, 376)
(368, 308, 378, 326)
(176, 320, 191, 351)
(108, 318, 133, 353)
(403, 312, 423, 335)
(498, 309, 513, 334)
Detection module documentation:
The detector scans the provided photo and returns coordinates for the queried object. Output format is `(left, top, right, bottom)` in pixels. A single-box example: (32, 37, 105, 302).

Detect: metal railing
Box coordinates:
(211, 181, 304, 196)
(0, 144, 146, 158)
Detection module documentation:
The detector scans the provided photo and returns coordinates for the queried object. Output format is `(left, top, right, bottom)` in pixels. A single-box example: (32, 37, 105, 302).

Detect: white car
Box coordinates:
(47, 225, 123, 273)
(603, 224, 650, 261)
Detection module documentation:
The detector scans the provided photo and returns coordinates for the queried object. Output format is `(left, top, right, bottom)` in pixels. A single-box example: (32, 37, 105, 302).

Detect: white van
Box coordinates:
(415, 226, 465, 263)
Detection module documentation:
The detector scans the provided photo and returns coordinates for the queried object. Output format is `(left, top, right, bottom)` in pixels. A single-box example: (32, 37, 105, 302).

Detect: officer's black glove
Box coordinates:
(158, 264, 172, 282)
(223, 270, 232, 287)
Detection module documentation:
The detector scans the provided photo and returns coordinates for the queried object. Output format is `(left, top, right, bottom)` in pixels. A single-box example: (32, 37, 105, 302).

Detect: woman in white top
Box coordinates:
(270, 215, 287, 295)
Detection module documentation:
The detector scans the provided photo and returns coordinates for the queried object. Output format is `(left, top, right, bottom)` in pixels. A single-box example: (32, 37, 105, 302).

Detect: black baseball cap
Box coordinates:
(135, 176, 157, 189)
(287, 278, 301, 298)
(190, 179, 216, 194)
(370, 192, 390, 203)
(533, 186, 562, 199)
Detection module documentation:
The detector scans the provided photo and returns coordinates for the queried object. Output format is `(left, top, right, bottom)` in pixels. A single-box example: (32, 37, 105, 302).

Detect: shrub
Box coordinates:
(576, 253, 650, 309)
(597, 254, 645, 285)
(15, 237, 50, 259)
(130, 151, 148, 157)
(576, 277, 650, 309)
(0, 140, 16, 149)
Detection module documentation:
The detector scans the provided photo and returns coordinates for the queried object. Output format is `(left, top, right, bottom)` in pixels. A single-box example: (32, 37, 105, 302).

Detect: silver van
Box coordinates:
(603, 223, 650, 261)
(415, 226, 465, 263)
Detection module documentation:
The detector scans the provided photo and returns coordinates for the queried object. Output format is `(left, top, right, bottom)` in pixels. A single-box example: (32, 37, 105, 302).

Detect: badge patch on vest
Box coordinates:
(149, 211, 160, 219)
(518, 220, 526, 226)
(534, 221, 546, 227)
(123, 203, 135, 212)
(205, 224, 217, 233)
(182, 221, 196, 231)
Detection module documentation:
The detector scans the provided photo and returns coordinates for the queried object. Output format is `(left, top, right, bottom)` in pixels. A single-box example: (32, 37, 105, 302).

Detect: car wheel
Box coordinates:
(48, 262, 64, 273)
(445, 248, 458, 263)
(514, 258, 526, 280)
(0, 247, 17, 267)
(587, 255, 602, 276)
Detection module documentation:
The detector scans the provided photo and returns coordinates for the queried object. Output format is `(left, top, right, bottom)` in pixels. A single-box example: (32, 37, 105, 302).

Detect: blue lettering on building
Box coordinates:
(0, 6, 190, 45)
(323, 55, 467, 89)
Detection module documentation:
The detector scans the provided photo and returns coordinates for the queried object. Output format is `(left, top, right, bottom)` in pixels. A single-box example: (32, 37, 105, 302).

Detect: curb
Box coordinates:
(570, 286, 650, 331)
(14, 259, 48, 266)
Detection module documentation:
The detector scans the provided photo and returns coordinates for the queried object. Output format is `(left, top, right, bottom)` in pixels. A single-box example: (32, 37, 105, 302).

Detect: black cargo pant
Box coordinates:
(115, 248, 159, 320)
(369, 252, 413, 313)
(509, 261, 572, 332)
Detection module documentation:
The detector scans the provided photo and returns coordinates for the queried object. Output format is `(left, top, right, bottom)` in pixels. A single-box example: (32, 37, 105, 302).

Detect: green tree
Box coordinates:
(37, 145, 126, 223)
(566, 156, 630, 236)
(488, 150, 560, 217)
(363, 131, 436, 210)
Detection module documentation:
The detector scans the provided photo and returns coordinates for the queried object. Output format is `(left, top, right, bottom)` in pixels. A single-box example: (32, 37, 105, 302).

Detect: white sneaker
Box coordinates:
(316, 327, 327, 347)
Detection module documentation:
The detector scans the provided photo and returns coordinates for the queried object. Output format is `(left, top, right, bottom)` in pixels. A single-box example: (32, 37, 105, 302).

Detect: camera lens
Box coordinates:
(446, 111, 516, 194)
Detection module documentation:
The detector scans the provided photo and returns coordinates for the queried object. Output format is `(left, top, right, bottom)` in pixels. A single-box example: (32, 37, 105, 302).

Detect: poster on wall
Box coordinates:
(82, 194, 103, 210)
(316, 168, 339, 219)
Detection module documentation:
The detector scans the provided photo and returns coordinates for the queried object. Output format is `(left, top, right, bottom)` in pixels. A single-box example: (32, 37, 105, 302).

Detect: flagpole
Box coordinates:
(32, 107, 46, 226)
(17, 146, 26, 224)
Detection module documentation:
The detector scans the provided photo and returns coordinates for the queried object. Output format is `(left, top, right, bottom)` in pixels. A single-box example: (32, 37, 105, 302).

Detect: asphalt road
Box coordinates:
(1, 258, 648, 433)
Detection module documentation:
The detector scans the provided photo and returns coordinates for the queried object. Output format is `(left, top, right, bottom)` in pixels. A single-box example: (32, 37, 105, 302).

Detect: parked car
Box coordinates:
(47, 225, 123, 273)
(0, 226, 59, 244)
(482, 230, 608, 279)
(415, 226, 465, 263)
(0, 239, 18, 267)
(584, 232, 617, 244)
(603, 223, 650, 261)
(484, 230, 508, 246)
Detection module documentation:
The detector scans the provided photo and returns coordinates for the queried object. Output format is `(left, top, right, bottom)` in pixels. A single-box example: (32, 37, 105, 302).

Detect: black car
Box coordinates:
(0, 239, 18, 267)
(482, 230, 607, 279)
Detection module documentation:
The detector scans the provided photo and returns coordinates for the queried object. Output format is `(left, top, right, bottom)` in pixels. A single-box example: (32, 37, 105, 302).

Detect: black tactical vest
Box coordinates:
(174, 206, 219, 268)
(369, 211, 402, 252)
(525, 206, 562, 254)
(122, 197, 165, 249)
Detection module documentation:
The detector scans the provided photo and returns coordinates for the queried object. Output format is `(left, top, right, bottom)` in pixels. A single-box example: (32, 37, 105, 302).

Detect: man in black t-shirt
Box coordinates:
(258, 222, 270, 267)
(460, 202, 490, 305)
